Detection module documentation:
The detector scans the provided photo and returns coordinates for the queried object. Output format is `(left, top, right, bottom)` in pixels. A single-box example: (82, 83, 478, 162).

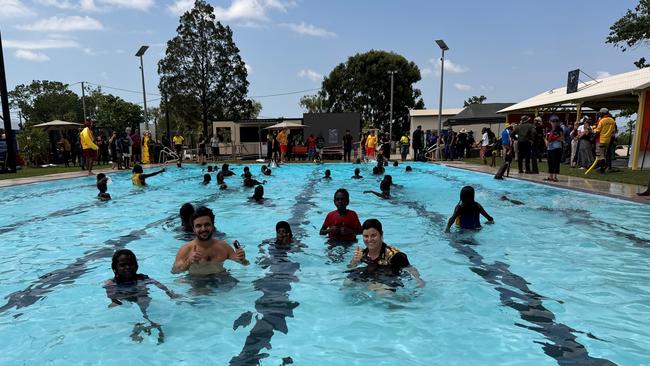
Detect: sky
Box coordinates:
(0, 0, 647, 129)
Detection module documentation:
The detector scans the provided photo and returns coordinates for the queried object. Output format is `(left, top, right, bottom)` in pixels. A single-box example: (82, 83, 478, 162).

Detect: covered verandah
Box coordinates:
(498, 68, 650, 170)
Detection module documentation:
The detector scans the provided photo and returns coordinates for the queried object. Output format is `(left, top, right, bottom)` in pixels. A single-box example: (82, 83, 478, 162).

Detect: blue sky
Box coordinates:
(1, 0, 646, 128)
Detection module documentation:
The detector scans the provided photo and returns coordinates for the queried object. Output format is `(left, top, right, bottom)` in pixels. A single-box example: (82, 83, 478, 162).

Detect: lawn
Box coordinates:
(460, 157, 650, 186)
(0, 163, 111, 180)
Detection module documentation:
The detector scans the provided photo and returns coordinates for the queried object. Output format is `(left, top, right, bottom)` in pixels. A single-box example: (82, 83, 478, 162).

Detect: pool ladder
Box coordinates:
(159, 147, 179, 165)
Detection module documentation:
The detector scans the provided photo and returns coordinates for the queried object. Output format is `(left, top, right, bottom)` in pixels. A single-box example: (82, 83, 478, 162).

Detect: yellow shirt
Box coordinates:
(366, 134, 377, 148)
(173, 135, 184, 145)
(131, 173, 143, 186)
(400, 135, 410, 145)
(277, 131, 288, 145)
(80, 127, 98, 150)
(594, 116, 616, 144)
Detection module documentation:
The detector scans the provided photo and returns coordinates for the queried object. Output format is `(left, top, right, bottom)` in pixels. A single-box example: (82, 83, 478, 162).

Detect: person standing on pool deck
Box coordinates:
(445, 186, 494, 232)
(173, 131, 184, 159)
(172, 207, 248, 275)
(131, 164, 165, 186)
(277, 128, 288, 163)
(343, 129, 354, 162)
(347, 219, 425, 288)
(320, 188, 362, 242)
(80, 119, 99, 175)
(365, 131, 377, 160)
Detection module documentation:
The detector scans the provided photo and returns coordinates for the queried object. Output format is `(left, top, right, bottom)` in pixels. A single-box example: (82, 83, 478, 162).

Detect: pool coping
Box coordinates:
(2, 161, 649, 205)
(438, 161, 650, 205)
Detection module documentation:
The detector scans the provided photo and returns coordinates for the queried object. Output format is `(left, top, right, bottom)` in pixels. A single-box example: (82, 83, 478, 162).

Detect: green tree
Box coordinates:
(85, 88, 143, 133)
(463, 95, 487, 107)
(158, 0, 254, 136)
(606, 0, 650, 68)
(251, 100, 263, 119)
(299, 94, 326, 113)
(318, 50, 424, 139)
(16, 127, 49, 166)
(9, 80, 82, 126)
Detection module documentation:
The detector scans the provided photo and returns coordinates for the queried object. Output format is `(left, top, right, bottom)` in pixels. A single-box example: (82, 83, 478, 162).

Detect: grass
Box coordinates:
(0, 163, 113, 180)
(460, 157, 650, 186)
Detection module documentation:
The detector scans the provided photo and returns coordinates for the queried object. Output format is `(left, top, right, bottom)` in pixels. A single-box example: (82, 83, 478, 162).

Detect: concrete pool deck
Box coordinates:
(440, 160, 650, 204)
(1, 161, 648, 204)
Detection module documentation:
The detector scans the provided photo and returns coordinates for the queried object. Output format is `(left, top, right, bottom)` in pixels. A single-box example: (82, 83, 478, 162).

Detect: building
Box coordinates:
(408, 108, 464, 158)
(444, 103, 514, 136)
(212, 118, 302, 158)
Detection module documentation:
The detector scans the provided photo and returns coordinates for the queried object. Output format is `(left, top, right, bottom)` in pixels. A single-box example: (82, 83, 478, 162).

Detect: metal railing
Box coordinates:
(158, 146, 179, 165)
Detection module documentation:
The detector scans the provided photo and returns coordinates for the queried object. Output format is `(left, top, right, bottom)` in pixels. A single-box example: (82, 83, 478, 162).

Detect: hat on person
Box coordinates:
(534, 116, 542, 122)
(505, 123, 512, 128)
(460, 128, 467, 133)
(549, 115, 560, 122)
(520, 116, 530, 123)
(599, 107, 609, 114)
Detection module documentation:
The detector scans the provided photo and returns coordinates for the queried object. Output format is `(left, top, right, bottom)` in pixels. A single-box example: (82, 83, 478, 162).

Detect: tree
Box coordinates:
(606, 0, 650, 68)
(318, 50, 424, 140)
(463, 95, 487, 107)
(158, 0, 255, 136)
(299, 94, 327, 113)
(251, 100, 263, 119)
(9, 80, 82, 126)
(16, 127, 49, 166)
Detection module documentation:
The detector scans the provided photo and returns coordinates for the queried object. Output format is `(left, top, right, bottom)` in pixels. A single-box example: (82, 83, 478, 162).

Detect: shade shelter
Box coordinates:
(498, 68, 650, 170)
(263, 121, 308, 130)
(33, 120, 83, 132)
(445, 103, 514, 136)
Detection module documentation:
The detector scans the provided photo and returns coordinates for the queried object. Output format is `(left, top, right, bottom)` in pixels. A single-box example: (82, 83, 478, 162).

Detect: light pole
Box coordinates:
(388, 70, 396, 150)
(135, 45, 149, 130)
(435, 39, 448, 160)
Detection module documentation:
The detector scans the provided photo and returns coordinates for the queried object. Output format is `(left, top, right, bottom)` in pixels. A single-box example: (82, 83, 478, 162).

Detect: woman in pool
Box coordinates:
(131, 164, 165, 186)
(104, 249, 178, 343)
(445, 186, 494, 232)
(347, 219, 425, 288)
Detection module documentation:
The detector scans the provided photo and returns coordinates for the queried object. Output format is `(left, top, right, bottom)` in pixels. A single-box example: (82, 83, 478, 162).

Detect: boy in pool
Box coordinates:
(96, 173, 111, 201)
(363, 177, 391, 199)
(220, 163, 236, 177)
(201, 174, 211, 185)
(405, 166, 413, 172)
(351, 168, 363, 179)
(243, 171, 265, 187)
(322, 169, 332, 180)
(319, 188, 362, 242)
(445, 186, 494, 232)
(216, 171, 228, 190)
(104, 249, 178, 343)
(251, 185, 265, 203)
(131, 164, 165, 186)
(275, 221, 293, 245)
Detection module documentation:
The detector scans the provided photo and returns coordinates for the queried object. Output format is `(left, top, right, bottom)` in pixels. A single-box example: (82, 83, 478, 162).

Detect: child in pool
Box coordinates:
(445, 186, 494, 232)
(96, 173, 111, 201)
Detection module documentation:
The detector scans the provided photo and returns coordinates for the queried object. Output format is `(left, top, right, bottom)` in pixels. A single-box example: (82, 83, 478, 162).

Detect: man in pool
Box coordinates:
(172, 206, 248, 276)
(319, 188, 362, 242)
(105, 249, 178, 343)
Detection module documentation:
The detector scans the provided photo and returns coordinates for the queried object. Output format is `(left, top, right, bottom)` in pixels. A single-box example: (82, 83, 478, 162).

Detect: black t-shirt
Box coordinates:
(412, 130, 423, 147)
(362, 243, 410, 275)
(343, 134, 353, 148)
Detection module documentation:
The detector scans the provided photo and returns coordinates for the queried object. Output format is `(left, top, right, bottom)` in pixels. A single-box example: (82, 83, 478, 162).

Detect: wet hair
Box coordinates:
(384, 175, 393, 184)
(202, 174, 211, 184)
(190, 206, 215, 226)
(222, 163, 229, 171)
(361, 218, 383, 235)
(180, 203, 195, 228)
(354, 168, 360, 175)
(264, 168, 272, 175)
(244, 171, 252, 179)
(176, 161, 182, 168)
(324, 169, 331, 176)
(97, 173, 106, 181)
(405, 166, 412, 172)
(460, 186, 476, 205)
(261, 165, 267, 171)
(393, 161, 398, 167)
(111, 249, 138, 273)
(372, 166, 379, 174)
(216, 171, 225, 183)
(207, 166, 213, 172)
(275, 221, 293, 237)
(253, 185, 264, 199)
(132, 164, 143, 174)
(334, 188, 350, 201)
(243, 166, 250, 173)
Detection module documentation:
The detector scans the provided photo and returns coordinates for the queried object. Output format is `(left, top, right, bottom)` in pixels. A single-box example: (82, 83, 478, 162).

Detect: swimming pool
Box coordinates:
(0, 162, 648, 365)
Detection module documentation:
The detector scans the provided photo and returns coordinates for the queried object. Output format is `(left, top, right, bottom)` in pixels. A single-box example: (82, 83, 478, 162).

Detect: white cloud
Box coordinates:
(101, 0, 153, 11)
(4, 39, 80, 49)
(168, 0, 293, 19)
(281, 22, 336, 37)
(596, 71, 611, 79)
(420, 68, 432, 77)
(244, 62, 252, 74)
(479, 85, 494, 91)
(454, 83, 472, 91)
(38, 0, 152, 11)
(167, 0, 193, 16)
(0, 0, 36, 17)
(18, 16, 104, 32)
(431, 58, 468, 75)
(298, 69, 322, 82)
(14, 49, 50, 62)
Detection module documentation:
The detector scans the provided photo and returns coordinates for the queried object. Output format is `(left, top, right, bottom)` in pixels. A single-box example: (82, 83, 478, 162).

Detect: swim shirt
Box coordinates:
(322, 210, 362, 241)
(131, 173, 144, 186)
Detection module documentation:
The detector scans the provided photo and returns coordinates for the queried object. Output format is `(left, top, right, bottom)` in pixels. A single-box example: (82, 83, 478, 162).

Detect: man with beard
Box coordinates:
(171, 207, 248, 275)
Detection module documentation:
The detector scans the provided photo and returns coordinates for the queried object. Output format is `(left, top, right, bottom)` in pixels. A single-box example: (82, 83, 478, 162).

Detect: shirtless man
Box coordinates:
(171, 207, 248, 276)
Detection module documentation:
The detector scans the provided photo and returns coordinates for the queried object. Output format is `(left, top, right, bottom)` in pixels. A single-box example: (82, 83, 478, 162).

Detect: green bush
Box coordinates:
(17, 127, 49, 166)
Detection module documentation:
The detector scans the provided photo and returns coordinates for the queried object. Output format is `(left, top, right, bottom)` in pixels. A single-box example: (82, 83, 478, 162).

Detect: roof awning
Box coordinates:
(498, 68, 650, 113)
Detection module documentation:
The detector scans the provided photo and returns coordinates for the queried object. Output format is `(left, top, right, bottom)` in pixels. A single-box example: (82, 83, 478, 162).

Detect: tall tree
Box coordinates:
(299, 94, 327, 113)
(463, 95, 487, 107)
(318, 50, 424, 139)
(9, 80, 81, 125)
(158, 0, 254, 135)
(606, 0, 650, 68)
(85, 88, 143, 133)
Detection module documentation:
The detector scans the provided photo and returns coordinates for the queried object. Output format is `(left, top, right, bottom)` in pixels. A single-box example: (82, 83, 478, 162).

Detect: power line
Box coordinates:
(84, 81, 161, 97)
(250, 87, 321, 99)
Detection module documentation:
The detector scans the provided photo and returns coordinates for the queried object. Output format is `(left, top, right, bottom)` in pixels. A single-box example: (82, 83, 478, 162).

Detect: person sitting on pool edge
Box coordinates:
(201, 173, 211, 185)
(104, 249, 179, 343)
(445, 186, 494, 232)
(323, 169, 332, 180)
(319, 188, 362, 242)
(243, 171, 265, 187)
(347, 219, 425, 288)
(131, 164, 165, 186)
(216, 171, 228, 190)
(172, 206, 248, 276)
(179, 203, 195, 232)
(351, 168, 363, 179)
(251, 185, 265, 203)
(221, 163, 236, 177)
(364, 176, 391, 199)
(96, 173, 111, 201)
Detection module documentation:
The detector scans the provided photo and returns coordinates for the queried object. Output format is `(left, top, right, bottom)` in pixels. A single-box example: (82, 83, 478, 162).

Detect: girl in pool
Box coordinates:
(131, 164, 165, 186)
(104, 249, 178, 343)
(445, 186, 494, 232)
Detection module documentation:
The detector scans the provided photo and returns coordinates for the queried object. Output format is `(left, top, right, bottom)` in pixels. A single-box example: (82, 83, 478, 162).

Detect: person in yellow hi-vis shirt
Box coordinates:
(586, 108, 617, 175)
(80, 119, 99, 175)
(172, 131, 184, 158)
(365, 131, 377, 159)
(399, 132, 410, 162)
(142, 131, 151, 164)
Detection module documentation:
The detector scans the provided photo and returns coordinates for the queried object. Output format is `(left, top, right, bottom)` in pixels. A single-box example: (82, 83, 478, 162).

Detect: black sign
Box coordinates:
(567, 69, 579, 94)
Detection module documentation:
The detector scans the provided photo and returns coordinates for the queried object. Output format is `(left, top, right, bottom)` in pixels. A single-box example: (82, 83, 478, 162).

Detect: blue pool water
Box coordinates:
(0, 163, 649, 365)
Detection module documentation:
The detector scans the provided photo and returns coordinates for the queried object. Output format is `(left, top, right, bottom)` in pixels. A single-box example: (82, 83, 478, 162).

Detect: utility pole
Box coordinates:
(81, 81, 87, 121)
(435, 39, 449, 160)
(0, 30, 17, 173)
(135, 46, 149, 130)
(388, 70, 396, 147)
